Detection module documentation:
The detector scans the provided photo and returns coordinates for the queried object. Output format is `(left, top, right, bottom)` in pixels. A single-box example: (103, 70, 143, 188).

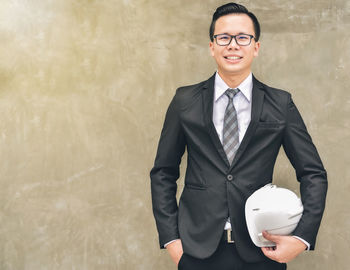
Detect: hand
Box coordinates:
(166, 239, 184, 265)
(261, 231, 307, 263)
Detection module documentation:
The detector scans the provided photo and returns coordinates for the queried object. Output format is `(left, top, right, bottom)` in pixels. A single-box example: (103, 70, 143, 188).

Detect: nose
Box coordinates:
(228, 37, 240, 49)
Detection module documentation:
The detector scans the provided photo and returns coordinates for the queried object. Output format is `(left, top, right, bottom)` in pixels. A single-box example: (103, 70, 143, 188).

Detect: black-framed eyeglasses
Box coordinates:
(213, 34, 255, 46)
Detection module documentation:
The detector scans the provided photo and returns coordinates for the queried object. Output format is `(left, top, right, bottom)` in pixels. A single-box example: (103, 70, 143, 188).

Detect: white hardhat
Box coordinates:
(245, 184, 303, 247)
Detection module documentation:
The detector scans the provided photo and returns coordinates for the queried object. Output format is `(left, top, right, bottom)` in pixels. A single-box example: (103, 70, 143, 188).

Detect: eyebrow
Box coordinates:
(219, 32, 251, 36)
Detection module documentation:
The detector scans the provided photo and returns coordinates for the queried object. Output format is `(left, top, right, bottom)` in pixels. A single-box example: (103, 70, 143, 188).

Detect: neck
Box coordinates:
(217, 70, 251, 89)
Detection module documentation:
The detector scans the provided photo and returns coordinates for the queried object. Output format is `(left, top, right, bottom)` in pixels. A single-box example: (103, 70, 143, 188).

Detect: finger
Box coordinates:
(261, 247, 277, 261)
(261, 247, 274, 253)
(262, 231, 280, 242)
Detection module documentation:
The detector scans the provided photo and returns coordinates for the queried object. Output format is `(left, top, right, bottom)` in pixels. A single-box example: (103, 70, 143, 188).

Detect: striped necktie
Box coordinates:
(222, 88, 240, 165)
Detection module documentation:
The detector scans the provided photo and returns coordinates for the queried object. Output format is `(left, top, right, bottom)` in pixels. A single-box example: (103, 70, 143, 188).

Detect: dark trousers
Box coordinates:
(178, 235, 287, 270)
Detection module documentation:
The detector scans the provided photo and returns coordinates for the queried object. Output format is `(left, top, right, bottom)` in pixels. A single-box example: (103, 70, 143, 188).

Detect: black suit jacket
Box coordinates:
(150, 74, 327, 262)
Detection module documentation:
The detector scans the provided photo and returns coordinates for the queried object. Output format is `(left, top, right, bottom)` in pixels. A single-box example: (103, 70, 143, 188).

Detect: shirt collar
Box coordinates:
(214, 72, 253, 103)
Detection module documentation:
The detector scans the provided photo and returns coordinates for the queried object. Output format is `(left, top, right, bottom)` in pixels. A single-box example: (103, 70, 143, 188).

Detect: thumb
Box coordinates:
(262, 231, 280, 243)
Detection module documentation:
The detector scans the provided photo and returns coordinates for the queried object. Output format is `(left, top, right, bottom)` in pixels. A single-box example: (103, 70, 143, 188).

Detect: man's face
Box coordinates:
(209, 14, 260, 78)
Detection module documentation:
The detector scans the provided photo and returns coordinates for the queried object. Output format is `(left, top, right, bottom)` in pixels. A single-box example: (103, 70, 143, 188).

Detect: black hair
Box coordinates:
(209, 2, 261, 42)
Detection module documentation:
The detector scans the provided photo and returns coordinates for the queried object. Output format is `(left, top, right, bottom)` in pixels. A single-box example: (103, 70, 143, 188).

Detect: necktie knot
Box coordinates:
(225, 88, 239, 99)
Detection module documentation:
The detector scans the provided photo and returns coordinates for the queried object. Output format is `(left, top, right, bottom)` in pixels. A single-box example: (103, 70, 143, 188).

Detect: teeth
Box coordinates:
(226, 56, 241, 60)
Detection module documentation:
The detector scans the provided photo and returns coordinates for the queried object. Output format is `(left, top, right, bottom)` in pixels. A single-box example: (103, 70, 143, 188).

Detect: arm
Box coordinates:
(282, 95, 328, 247)
(262, 94, 327, 262)
(150, 92, 186, 248)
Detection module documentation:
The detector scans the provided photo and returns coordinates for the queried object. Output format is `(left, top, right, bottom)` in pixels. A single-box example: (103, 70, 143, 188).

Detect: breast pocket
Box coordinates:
(257, 121, 285, 129)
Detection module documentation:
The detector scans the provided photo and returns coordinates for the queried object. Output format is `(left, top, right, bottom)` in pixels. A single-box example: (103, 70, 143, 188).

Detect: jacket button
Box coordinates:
(227, 174, 234, 181)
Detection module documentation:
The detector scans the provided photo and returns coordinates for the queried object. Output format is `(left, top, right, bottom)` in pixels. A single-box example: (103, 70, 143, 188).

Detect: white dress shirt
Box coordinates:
(213, 72, 252, 146)
(164, 72, 309, 249)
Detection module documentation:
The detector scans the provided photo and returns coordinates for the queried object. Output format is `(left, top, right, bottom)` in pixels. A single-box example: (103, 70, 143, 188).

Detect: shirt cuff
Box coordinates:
(292, 236, 310, 250)
(164, 239, 179, 248)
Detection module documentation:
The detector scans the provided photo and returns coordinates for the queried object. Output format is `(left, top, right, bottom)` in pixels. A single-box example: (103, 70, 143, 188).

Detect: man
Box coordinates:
(150, 3, 327, 270)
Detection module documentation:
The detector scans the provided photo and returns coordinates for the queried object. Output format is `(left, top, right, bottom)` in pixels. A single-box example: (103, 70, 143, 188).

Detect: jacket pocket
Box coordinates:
(184, 183, 207, 190)
(257, 121, 284, 129)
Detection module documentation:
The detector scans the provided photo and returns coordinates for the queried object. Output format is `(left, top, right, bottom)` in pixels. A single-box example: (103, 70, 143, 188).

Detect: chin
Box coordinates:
(220, 64, 242, 72)
(223, 68, 245, 75)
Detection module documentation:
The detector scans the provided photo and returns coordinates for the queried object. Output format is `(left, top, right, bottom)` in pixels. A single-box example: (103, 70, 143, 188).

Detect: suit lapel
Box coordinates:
(202, 74, 231, 167)
(230, 76, 265, 169)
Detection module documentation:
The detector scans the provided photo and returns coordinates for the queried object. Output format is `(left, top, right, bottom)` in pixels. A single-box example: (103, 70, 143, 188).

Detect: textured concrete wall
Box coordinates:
(0, 0, 348, 269)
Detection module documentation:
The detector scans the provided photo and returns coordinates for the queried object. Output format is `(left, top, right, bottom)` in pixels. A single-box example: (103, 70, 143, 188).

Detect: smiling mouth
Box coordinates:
(224, 56, 242, 60)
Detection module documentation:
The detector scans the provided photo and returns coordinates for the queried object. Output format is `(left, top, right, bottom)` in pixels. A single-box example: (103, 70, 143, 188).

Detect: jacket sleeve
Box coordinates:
(150, 91, 186, 248)
(282, 94, 328, 250)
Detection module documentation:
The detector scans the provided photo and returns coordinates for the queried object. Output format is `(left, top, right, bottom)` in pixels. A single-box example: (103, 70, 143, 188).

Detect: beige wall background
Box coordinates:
(0, 0, 348, 269)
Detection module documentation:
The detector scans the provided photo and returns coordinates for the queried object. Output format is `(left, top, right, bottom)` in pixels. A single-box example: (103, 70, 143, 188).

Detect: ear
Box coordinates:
(253, 41, 260, 57)
(209, 41, 215, 57)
